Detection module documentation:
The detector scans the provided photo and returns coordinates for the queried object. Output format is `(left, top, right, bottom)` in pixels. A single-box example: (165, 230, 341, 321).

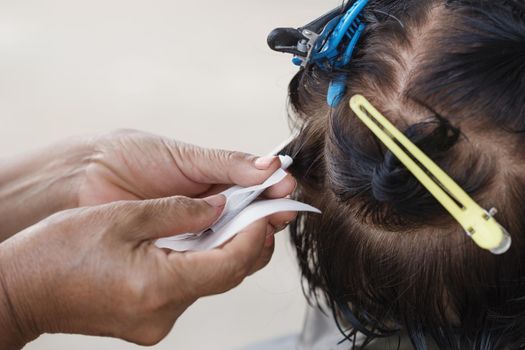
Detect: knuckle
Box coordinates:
(136, 329, 167, 346)
(116, 279, 175, 346)
(205, 259, 248, 293)
(124, 200, 162, 229)
(169, 195, 191, 209)
(141, 291, 168, 315)
(126, 323, 171, 346)
(203, 148, 228, 169)
(122, 276, 149, 306)
(94, 202, 137, 237)
(230, 271, 248, 289)
(170, 196, 204, 218)
(121, 277, 166, 316)
(214, 149, 249, 167)
(228, 150, 254, 164)
(229, 259, 251, 286)
(142, 198, 170, 219)
(260, 248, 274, 268)
(177, 143, 204, 167)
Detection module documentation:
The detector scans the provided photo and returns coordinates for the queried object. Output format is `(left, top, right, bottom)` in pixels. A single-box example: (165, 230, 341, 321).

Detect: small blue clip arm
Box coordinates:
(267, 0, 369, 107)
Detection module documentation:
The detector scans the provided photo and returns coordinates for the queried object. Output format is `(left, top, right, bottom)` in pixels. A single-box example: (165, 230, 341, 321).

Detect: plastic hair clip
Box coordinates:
(267, 0, 369, 107)
(349, 94, 512, 255)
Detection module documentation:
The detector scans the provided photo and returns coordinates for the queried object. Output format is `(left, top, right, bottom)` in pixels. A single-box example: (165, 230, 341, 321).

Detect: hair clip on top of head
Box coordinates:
(349, 95, 512, 255)
(268, 0, 369, 107)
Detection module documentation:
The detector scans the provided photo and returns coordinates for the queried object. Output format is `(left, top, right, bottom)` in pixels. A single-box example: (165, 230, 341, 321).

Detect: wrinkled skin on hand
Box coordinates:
(0, 130, 297, 349)
(0, 196, 279, 347)
(80, 129, 295, 205)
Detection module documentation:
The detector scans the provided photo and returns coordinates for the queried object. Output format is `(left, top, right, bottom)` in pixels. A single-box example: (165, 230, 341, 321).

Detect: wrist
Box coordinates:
(0, 137, 94, 240)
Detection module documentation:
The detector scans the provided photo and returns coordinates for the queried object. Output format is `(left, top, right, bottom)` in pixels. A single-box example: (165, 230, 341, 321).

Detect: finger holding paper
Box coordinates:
(0, 195, 271, 348)
(79, 130, 292, 205)
(156, 155, 320, 252)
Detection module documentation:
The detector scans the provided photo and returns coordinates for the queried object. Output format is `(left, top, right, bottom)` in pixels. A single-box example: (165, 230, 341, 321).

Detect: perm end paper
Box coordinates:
(155, 198, 321, 252)
(154, 154, 321, 252)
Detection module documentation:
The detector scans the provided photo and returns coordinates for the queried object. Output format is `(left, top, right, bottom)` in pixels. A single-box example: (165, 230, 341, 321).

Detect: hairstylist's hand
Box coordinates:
(80, 129, 291, 204)
(81, 129, 297, 240)
(0, 129, 296, 240)
(0, 196, 279, 349)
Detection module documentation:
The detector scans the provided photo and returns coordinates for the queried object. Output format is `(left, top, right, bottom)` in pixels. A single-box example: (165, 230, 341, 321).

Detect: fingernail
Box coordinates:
(255, 156, 277, 169)
(203, 194, 226, 207)
(266, 225, 275, 236)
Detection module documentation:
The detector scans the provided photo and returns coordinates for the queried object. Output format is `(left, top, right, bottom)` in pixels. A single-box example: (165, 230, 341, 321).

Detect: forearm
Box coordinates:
(0, 139, 92, 241)
(0, 297, 25, 350)
(0, 271, 29, 350)
(0, 238, 38, 350)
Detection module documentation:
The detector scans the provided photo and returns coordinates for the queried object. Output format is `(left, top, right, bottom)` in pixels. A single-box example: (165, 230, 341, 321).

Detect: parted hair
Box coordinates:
(283, 0, 525, 348)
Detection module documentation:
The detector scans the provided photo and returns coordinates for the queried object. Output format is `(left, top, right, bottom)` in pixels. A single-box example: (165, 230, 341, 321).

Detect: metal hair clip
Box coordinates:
(267, 0, 369, 107)
(349, 94, 512, 255)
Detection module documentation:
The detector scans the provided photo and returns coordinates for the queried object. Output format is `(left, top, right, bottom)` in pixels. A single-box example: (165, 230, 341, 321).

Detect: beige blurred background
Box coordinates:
(0, 0, 338, 349)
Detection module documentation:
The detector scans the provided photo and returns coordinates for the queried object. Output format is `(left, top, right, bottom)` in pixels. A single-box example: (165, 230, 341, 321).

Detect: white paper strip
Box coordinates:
(211, 168, 289, 233)
(154, 155, 320, 252)
(156, 198, 321, 251)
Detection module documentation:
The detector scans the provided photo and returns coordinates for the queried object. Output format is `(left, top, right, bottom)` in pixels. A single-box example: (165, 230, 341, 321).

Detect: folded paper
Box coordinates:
(156, 199, 320, 251)
(155, 155, 321, 252)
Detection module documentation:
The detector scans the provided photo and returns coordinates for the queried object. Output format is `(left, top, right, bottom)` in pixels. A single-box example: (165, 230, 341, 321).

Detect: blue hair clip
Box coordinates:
(267, 0, 368, 107)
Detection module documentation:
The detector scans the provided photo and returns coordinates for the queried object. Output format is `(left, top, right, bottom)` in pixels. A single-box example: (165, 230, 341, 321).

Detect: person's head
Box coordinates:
(282, 0, 525, 348)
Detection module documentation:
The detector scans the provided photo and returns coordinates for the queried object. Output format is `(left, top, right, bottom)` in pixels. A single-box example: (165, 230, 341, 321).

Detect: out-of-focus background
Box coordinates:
(0, 0, 338, 349)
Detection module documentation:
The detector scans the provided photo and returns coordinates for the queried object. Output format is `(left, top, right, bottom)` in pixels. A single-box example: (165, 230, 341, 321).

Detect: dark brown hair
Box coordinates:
(283, 0, 525, 348)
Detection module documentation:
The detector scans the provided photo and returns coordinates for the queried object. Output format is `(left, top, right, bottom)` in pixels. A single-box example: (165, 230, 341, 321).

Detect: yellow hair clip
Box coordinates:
(349, 94, 511, 255)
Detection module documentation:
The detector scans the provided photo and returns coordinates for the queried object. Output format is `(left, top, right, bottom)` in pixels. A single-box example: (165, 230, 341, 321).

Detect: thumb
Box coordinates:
(117, 194, 226, 241)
